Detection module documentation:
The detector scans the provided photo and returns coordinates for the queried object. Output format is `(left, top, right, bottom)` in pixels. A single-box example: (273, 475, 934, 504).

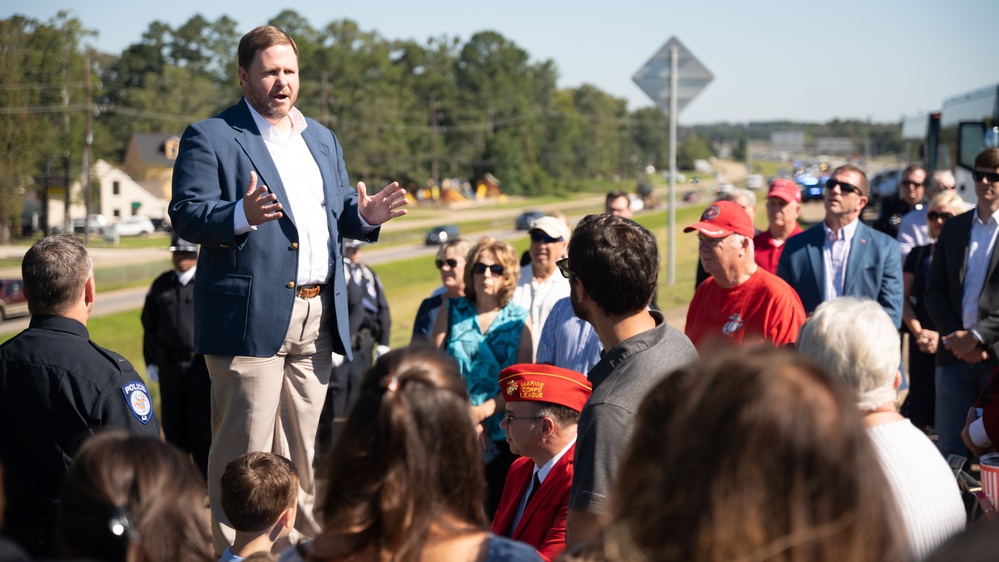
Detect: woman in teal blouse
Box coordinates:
(432, 236, 533, 516)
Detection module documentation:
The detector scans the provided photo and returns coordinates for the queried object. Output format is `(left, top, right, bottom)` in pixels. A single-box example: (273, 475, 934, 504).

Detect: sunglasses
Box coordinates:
(825, 179, 864, 196)
(556, 257, 575, 279)
(530, 231, 564, 244)
(434, 258, 459, 270)
(472, 262, 504, 276)
(974, 170, 999, 184)
(901, 180, 924, 188)
(927, 211, 954, 222)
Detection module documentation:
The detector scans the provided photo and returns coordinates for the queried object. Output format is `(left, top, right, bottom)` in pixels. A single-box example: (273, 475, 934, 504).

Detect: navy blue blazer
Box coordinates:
(169, 99, 375, 359)
(776, 220, 903, 327)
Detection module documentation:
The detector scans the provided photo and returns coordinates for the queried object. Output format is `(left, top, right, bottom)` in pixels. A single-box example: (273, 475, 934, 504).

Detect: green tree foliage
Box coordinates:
(1, 9, 911, 244)
(0, 12, 91, 242)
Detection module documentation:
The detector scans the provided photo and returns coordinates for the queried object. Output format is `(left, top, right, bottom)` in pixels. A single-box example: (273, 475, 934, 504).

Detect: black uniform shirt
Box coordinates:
(141, 269, 196, 365)
(0, 314, 160, 553)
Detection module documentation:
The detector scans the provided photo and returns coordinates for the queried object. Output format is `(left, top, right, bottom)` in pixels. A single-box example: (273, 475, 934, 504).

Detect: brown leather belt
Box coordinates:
(295, 284, 324, 299)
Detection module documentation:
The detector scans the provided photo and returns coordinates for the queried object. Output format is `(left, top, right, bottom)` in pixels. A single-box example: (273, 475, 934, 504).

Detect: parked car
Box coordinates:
(870, 169, 900, 202)
(112, 216, 155, 237)
(515, 210, 546, 230)
(424, 224, 459, 245)
(683, 190, 701, 203)
(65, 214, 108, 235)
(0, 279, 29, 320)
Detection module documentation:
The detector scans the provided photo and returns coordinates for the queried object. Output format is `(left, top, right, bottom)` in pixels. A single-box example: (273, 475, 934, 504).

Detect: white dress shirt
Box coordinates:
(822, 219, 860, 300)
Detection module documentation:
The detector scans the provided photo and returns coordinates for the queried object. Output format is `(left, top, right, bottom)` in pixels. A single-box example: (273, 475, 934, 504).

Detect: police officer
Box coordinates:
(0, 235, 160, 556)
(317, 239, 391, 453)
(141, 234, 211, 478)
(873, 163, 927, 239)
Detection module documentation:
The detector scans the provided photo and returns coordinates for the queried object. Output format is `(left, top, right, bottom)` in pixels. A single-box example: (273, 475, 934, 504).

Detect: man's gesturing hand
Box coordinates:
(358, 181, 408, 226)
(243, 171, 283, 226)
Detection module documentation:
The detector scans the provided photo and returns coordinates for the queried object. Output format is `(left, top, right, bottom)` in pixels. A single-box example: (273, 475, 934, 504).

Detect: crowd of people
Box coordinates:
(3, 22, 999, 562)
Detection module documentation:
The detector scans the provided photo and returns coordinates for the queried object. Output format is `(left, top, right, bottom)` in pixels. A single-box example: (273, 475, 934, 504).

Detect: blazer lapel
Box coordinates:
(843, 223, 871, 296)
(805, 228, 827, 302)
(231, 100, 297, 226)
(302, 126, 338, 223)
(956, 212, 973, 285)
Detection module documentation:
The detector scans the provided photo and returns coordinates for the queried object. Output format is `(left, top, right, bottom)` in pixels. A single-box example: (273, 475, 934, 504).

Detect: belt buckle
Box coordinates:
(296, 285, 322, 299)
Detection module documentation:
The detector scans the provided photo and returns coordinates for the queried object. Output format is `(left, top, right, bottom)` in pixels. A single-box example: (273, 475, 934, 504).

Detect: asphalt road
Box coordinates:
(0, 161, 751, 335)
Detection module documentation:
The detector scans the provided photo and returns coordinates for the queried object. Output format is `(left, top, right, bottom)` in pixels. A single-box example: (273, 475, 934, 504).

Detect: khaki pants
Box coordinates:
(205, 292, 333, 554)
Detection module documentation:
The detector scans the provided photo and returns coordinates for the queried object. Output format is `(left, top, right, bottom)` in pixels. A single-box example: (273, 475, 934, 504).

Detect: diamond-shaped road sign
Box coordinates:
(632, 37, 713, 115)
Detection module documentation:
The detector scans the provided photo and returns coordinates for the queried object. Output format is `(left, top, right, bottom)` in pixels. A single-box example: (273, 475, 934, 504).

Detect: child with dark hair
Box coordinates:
(219, 452, 299, 562)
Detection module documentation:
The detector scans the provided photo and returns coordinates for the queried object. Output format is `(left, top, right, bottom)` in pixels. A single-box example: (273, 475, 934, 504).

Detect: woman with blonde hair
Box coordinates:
(281, 346, 540, 562)
(901, 189, 968, 431)
(572, 346, 908, 562)
(431, 236, 532, 517)
(411, 237, 475, 342)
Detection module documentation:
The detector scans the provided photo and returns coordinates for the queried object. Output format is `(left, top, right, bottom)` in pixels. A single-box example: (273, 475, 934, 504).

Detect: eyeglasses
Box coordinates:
(974, 170, 999, 184)
(927, 211, 954, 222)
(503, 411, 543, 424)
(556, 257, 575, 279)
(472, 262, 504, 276)
(825, 179, 864, 196)
(435, 258, 459, 270)
(901, 180, 924, 188)
(530, 231, 564, 244)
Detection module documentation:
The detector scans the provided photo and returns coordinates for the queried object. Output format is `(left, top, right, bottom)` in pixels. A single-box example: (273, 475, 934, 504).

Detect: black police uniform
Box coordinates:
(873, 195, 926, 239)
(141, 267, 211, 478)
(0, 315, 160, 556)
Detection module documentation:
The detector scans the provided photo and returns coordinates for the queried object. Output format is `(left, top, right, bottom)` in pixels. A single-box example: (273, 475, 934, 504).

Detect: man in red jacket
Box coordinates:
(491, 364, 592, 561)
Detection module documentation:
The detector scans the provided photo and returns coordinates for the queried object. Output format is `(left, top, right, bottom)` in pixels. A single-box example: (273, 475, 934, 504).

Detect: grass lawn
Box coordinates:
(1, 199, 715, 417)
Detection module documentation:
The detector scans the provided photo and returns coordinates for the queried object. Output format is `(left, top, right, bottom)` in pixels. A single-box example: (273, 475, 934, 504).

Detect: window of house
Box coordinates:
(112, 181, 120, 195)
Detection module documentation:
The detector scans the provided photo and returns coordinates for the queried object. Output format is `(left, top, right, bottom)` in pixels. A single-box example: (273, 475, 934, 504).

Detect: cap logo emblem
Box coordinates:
(702, 205, 720, 221)
(506, 381, 519, 395)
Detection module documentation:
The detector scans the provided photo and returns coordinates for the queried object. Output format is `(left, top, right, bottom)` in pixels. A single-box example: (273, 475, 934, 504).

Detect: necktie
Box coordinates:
(525, 471, 542, 506)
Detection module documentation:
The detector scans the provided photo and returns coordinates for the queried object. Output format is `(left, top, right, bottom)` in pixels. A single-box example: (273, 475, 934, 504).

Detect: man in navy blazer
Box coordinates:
(169, 26, 407, 553)
(776, 164, 903, 328)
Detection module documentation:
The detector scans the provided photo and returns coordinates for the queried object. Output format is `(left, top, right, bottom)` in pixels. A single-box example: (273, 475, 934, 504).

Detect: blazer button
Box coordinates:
(220, 243, 229, 249)
(286, 281, 295, 289)
(290, 242, 299, 250)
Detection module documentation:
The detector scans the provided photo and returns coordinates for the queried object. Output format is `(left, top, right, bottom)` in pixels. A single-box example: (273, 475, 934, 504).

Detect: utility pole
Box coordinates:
(429, 94, 439, 186)
(321, 72, 329, 125)
(83, 50, 93, 245)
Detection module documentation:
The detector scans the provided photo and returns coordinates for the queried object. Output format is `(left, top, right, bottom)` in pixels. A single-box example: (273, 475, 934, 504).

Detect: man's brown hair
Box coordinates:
(237, 26, 298, 71)
(22, 234, 93, 315)
(831, 163, 871, 198)
(975, 147, 999, 170)
(220, 452, 299, 533)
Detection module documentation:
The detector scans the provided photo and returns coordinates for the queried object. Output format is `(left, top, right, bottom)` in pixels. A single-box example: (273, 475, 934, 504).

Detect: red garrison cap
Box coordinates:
(499, 364, 592, 412)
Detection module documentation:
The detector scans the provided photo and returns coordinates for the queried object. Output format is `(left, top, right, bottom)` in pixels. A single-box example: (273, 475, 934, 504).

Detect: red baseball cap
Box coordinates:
(499, 364, 592, 412)
(684, 200, 755, 239)
(767, 178, 801, 203)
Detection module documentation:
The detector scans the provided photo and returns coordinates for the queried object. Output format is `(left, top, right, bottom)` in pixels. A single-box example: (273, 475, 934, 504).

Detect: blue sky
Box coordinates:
(7, 0, 996, 124)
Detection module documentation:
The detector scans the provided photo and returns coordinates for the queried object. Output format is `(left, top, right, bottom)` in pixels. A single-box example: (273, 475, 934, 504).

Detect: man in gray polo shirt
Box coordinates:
(559, 214, 698, 547)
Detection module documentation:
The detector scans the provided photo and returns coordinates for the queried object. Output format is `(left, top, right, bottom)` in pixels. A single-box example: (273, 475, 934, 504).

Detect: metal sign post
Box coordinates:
(633, 37, 713, 285)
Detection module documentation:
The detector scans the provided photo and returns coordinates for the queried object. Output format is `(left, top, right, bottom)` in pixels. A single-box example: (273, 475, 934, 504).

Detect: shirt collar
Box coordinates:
(822, 218, 860, 242)
(176, 266, 196, 286)
(973, 206, 999, 227)
(535, 437, 576, 484)
(244, 98, 308, 141)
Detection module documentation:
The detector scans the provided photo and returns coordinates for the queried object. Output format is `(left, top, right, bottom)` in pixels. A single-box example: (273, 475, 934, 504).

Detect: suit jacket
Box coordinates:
(490, 444, 575, 562)
(924, 209, 999, 367)
(169, 99, 375, 358)
(776, 220, 903, 327)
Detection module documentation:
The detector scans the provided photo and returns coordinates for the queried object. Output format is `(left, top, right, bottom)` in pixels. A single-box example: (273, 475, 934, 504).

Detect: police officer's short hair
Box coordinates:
(22, 234, 93, 315)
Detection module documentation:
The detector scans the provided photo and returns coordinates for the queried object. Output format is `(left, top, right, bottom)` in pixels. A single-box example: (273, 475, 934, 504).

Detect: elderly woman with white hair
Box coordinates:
(797, 297, 966, 561)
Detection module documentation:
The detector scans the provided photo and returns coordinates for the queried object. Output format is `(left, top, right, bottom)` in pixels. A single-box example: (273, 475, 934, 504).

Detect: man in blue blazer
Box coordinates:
(169, 26, 407, 554)
(776, 164, 903, 328)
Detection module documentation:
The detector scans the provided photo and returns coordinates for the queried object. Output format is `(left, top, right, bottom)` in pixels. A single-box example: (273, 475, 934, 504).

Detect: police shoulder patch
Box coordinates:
(121, 380, 153, 425)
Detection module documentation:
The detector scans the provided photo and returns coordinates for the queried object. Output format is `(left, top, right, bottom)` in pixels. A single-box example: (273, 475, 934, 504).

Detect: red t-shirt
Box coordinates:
(685, 268, 806, 350)
(754, 226, 804, 274)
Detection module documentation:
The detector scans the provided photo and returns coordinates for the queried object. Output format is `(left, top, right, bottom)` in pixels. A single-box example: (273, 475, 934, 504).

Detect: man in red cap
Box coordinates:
(490, 363, 592, 561)
(754, 179, 803, 274)
(683, 200, 806, 350)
